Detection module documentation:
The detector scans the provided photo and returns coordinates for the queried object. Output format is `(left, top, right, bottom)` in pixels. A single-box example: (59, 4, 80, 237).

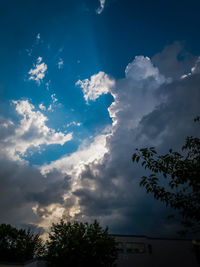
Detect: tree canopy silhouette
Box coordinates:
(0, 223, 44, 262)
(46, 220, 118, 267)
(132, 117, 200, 234)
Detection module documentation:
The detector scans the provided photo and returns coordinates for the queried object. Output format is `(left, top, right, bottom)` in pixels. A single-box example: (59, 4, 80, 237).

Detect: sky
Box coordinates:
(0, 0, 200, 238)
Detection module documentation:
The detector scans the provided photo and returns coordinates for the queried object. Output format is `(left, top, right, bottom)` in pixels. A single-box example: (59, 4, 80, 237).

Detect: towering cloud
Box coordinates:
(0, 43, 200, 237)
(36, 43, 200, 236)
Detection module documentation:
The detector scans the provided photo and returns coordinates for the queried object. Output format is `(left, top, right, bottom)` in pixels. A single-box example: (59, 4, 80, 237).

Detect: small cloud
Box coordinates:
(190, 56, 200, 74)
(66, 121, 82, 127)
(39, 103, 46, 111)
(35, 33, 43, 45)
(26, 48, 32, 56)
(46, 94, 59, 112)
(181, 56, 200, 79)
(46, 80, 51, 91)
(36, 33, 40, 40)
(181, 74, 191, 79)
(96, 0, 106, 14)
(51, 94, 58, 103)
(37, 57, 42, 63)
(58, 58, 64, 69)
(28, 57, 47, 85)
(48, 104, 53, 112)
(76, 71, 115, 103)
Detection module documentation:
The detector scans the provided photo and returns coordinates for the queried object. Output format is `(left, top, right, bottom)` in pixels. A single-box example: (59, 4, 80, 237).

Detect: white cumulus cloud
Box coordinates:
(2, 100, 72, 160)
(76, 71, 115, 103)
(125, 56, 165, 84)
(41, 133, 108, 177)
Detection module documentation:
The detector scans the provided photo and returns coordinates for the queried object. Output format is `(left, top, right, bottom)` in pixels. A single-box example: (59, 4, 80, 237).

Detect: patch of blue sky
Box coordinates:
(24, 92, 113, 165)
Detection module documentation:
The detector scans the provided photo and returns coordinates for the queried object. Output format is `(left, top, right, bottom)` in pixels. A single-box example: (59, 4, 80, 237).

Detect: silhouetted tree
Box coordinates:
(0, 224, 44, 262)
(132, 117, 200, 234)
(46, 220, 118, 267)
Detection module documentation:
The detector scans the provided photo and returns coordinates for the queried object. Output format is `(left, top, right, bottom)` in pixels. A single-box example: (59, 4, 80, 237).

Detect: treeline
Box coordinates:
(0, 220, 118, 267)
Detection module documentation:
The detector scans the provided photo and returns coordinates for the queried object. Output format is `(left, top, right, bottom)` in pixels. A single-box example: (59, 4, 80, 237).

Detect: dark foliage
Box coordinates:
(132, 117, 200, 234)
(46, 220, 118, 267)
(0, 223, 44, 262)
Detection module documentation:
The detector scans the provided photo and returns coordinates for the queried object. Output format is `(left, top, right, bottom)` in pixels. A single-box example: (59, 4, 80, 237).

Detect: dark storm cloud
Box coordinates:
(0, 99, 73, 229)
(26, 173, 70, 206)
(71, 43, 200, 237)
(0, 156, 69, 228)
(152, 42, 197, 80)
(138, 74, 200, 152)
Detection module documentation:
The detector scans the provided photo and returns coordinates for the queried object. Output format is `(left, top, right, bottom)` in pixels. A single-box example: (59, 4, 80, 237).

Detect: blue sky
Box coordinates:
(0, 0, 200, 237)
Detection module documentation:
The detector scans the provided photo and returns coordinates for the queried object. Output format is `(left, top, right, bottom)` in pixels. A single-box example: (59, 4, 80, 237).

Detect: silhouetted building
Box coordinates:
(113, 234, 200, 267)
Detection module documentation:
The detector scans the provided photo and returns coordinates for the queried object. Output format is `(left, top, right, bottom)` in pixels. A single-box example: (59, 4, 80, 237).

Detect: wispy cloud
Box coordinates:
(28, 57, 47, 85)
(51, 93, 58, 103)
(58, 58, 64, 69)
(96, 0, 106, 14)
(38, 94, 59, 113)
(25, 33, 41, 56)
(66, 121, 81, 127)
(36, 33, 40, 40)
(181, 56, 200, 79)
